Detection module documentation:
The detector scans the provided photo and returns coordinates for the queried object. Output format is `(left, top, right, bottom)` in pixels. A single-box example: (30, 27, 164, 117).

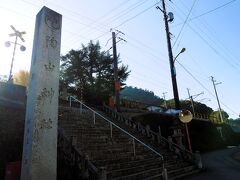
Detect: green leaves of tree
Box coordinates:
(60, 41, 130, 104)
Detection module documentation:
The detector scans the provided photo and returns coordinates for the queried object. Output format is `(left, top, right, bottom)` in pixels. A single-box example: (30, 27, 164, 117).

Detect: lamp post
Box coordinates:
(173, 48, 186, 63)
(172, 47, 186, 79)
(5, 25, 26, 83)
(158, 0, 187, 110)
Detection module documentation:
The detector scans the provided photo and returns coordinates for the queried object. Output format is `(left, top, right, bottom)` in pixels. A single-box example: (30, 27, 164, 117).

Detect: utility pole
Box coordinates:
(187, 88, 195, 117)
(112, 31, 120, 111)
(162, 92, 168, 108)
(211, 76, 224, 123)
(187, 88, 204, 117)
(160, 0, 180, 110)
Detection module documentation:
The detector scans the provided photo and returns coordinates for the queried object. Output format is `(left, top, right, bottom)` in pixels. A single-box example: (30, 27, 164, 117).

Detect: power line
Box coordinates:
(115, 1, 160, 28)
(176, 60, 238, 116)
(66, 1, 157, 45)
(106, 0, 150, 25)
(189, 0, 238, 22)
(170, 0, 240, 69)
(169, 1, 240, 74)
(76, 0, 150, 41)
(172, 0, 198, 48)
(187, 24, 240, 74)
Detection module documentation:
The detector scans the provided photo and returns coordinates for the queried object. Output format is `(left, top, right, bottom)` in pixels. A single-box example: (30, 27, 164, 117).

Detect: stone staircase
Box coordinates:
(58, 105, 200, 180)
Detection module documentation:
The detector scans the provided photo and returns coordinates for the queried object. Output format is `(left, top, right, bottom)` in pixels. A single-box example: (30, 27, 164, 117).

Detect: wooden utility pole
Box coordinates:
(211, 76, 223, 123)
(161, 0, 180, 110)
(187, 88, 196, 117)
(112, 31, 120, 110)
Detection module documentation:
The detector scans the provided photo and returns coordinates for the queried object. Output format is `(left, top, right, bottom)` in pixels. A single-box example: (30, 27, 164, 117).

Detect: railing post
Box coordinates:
(162, 167, 168, 180)
(168, 136, 173, 151)
(146, 125, 150, 137)
(93, 112, 96, 125)
(157, 134, 161, 144)
(132, 138, 136, 157)
(110, 123, 113, 138)
(137, 122, 141, 131)
(158, 126, 162, 136)
(194, 151, 203, 169)
(98, 167, 107, 180)
(80, 103, 83, 114)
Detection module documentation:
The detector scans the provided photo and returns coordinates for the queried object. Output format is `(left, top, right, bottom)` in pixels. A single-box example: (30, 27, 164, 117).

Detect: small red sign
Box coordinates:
(5, 161, 21, 180)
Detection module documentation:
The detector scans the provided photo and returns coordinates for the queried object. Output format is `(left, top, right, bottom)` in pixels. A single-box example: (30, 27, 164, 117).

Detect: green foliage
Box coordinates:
(60, 41, 130, 104)
(0, 75, 7, 82)
(166, 99, 213, 116)
(132, 113, 225, 152)
(120, 86, 163, 106)
(13, 70, 30, 90)
(229, 118, 240, 125)
(209, 110, 229, 124)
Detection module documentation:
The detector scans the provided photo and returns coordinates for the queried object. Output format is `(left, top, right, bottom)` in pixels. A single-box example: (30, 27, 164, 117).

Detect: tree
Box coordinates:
(209, 110, 229, 124)
(166, 99, 213, 117)
(120, 86, 164, 106)
(0, 75, 8, 82)
(13, 70, 30, 89)
(60, 41, 130, 104)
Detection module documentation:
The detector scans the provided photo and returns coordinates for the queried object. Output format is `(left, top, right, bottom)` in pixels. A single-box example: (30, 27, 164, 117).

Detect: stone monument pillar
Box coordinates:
(21, 6, 62, 180)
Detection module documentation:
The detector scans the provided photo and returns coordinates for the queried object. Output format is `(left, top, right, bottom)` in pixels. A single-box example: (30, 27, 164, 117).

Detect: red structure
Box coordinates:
(5, 161, 21, 180)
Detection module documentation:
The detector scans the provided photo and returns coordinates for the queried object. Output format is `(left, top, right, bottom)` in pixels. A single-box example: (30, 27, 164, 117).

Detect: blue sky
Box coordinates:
(0, 0, 239, 118)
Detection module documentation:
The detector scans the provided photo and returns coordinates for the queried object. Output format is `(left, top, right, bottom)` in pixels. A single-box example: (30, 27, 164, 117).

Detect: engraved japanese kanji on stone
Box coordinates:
(21, 6, 62, 180)
(46, 36, 57, 48)
(45, 13, 61, 30)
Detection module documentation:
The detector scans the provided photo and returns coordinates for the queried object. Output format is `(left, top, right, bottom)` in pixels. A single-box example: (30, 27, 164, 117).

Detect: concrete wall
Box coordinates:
(0, 106, 25, 179)
(0, 82, 26, 178)
(0, 82, 26, 109)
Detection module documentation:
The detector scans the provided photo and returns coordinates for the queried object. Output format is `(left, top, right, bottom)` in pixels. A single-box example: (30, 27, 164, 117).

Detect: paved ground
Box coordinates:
(184, 146, 240, 180)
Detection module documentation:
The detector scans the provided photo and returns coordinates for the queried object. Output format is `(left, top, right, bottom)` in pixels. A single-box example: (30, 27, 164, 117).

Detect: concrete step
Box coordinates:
(98, 156, 159, 171)
(168, 165, 196, 178)
(111, 166, 163, 180)
(90, 151, 136, 161)
(84, 146, 151, 160)
(58, 106, 198, 179)
(76, 136, 132, 145)
(93, 154, 156, 167)
(110, 160, 161, 178)
(169, 168, 201, 180)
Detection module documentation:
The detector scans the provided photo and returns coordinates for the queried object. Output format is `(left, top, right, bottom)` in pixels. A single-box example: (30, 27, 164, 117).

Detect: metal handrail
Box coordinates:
(69, 96, 165, 163)
(103, 104, 194, 161)
(149, 129, 193, 156)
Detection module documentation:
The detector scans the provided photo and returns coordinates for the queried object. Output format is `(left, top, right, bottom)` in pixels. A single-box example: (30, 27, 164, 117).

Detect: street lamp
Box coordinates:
(5, 25, 26, 83)
(172, 48, 186, 77)
(173, 48, 186, 63)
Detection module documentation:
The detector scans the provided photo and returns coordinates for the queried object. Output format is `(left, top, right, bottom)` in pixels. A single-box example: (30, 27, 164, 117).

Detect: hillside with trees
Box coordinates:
(120, 86, 164, 106)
